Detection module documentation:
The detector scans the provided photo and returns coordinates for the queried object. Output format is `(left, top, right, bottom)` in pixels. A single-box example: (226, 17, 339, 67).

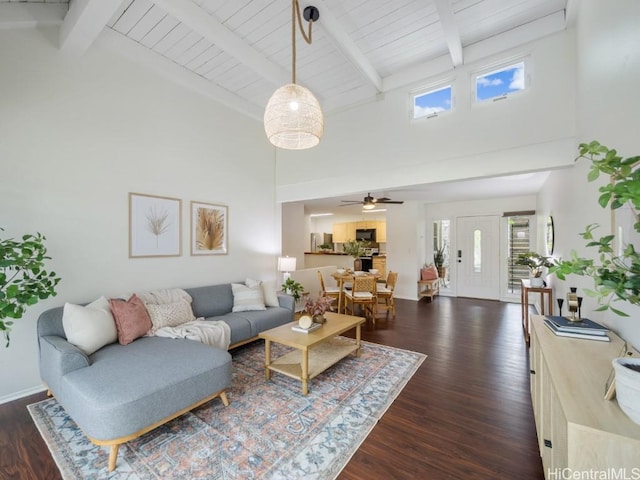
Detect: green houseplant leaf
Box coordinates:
(549, 141, 640, 315)
(0, 230, 61, 346)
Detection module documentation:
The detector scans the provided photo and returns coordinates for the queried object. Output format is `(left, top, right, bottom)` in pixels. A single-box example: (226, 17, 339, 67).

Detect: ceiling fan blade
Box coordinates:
(377, 200, 404, 204)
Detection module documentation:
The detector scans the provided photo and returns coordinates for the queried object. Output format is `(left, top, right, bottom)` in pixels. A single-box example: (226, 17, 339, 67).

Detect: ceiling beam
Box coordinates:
(0, 3, 65, 30)
(152, 0, 290, 86)
(432, 0, 463, 67)
(383, 11, 566, 93)
(313, 0, 383, 92)
(59, 0, 124, 55)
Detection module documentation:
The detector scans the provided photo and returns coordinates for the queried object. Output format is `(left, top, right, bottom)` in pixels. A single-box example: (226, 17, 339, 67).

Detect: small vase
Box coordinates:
(353, 258, 363, 271)
(313, 314, 326, 324)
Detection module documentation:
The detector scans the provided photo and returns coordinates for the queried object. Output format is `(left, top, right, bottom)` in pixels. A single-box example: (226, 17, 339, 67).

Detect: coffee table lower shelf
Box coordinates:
(266, 337, 360, 393)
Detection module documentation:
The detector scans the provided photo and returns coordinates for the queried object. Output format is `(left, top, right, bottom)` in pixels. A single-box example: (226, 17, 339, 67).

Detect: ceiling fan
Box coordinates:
(340, 193, 404, 210)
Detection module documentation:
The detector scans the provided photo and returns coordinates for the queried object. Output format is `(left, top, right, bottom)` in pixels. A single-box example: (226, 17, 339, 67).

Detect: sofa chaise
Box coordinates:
(37, 282, 295, 471)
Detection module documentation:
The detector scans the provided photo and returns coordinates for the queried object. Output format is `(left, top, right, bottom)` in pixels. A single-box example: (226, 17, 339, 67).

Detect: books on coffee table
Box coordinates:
(543, 317, 610, 342)
(291, 322, 322, 334)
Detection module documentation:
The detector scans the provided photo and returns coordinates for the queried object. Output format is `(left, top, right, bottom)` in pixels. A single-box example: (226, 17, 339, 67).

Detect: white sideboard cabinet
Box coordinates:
(529, 316, 640, 478)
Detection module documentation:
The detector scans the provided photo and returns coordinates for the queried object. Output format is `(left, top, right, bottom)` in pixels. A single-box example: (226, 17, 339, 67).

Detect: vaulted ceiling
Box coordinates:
(1, 0, 572, 121)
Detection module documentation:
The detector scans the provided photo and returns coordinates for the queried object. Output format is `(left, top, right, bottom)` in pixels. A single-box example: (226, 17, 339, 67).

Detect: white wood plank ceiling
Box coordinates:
(1, 0, 570, 120)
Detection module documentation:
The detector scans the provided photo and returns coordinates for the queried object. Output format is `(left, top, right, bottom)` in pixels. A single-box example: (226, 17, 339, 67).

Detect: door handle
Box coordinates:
(457, 250, 462, 263)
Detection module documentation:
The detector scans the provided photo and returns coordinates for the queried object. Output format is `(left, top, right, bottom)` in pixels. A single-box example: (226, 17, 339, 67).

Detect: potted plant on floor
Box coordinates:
(343, 239, 368, 271)
(516, 252, 553, 287)
(548, 141, 640, 425)
(0, 230, 61, 347)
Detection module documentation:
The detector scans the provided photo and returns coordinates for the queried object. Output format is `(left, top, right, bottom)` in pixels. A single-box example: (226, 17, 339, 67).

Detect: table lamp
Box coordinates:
(278, 256, 297, 282)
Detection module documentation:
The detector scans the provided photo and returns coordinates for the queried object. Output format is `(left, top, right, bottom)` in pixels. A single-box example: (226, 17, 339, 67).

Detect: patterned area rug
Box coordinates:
(28, 339, 426, 479)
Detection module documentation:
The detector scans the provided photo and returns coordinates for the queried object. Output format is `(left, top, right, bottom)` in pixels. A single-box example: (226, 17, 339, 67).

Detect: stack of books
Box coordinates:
(544, 315, 610, 342)
(291, 322, 322, 334)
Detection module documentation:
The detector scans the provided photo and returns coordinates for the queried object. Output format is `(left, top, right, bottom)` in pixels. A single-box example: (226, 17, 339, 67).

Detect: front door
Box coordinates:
(456, 215, 500, 299)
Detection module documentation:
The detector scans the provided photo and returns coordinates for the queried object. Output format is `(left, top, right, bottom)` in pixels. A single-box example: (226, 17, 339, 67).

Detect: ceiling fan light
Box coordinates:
(264, 83, 323, 150)
(363, 202, 375, 210)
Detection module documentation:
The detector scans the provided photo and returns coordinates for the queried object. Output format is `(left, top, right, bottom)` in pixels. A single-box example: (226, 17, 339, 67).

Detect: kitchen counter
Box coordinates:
(304, 252, 349, 255)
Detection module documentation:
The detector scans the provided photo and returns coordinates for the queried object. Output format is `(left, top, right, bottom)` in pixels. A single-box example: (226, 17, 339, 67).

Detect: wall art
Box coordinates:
(129, 193, 181, 258)
(191, 201, 228, 255)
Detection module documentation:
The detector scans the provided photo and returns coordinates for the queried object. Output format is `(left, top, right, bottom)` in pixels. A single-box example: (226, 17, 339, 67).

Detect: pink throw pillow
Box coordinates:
(421, 265, 439, 281)
(109, 294, 152, 345)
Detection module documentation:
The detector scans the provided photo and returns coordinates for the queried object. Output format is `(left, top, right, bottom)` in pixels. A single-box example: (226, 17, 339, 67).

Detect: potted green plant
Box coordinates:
(0, 230, 61, 346)
(318, 243, 332, 253)
(516, 252, 553, 287)
(343, 239, 368, 271)
(548, 141, 640, 425)
(434, 246, 447, 279)
(281, 277, 304, 302)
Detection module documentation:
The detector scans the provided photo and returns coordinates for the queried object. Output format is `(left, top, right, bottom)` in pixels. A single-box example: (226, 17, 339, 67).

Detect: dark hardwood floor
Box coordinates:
(0, 296, 544, 480)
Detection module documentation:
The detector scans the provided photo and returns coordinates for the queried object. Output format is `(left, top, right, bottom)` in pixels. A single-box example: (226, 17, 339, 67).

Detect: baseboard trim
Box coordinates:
(0, 385, 47, 405)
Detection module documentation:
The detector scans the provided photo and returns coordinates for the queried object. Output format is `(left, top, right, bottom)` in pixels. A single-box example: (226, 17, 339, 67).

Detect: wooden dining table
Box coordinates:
(331, 271, 383, 314)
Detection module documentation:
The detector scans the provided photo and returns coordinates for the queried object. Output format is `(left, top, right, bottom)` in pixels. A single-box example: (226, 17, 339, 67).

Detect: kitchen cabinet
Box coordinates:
(331, 221, 386, 243)
(332, 223, 347, 243)
(529, 316, 640, 477)
(372, 256, 386, 278)
(376, 221, 387, 243)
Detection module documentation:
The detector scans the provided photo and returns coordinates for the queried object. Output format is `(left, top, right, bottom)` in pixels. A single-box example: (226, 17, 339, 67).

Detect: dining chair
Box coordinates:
(376, 271, 398, 319)
(344, 275, 377, 321)
(317, 270, 341, 302)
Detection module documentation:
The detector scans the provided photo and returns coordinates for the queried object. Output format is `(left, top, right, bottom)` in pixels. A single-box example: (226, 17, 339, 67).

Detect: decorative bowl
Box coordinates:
(354, 271, 365, 276)
(369, 269, 379, 274)
(336, 268, 346, 274)
(613, 357, 640, 425)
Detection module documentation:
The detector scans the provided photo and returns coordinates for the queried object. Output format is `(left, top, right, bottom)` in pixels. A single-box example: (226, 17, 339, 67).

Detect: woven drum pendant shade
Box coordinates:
(264, 83, 323, 150)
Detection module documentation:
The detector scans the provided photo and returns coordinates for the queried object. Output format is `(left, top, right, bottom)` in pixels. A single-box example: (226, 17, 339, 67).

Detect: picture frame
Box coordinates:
(191, 201, 228, 256)
(129, 193, 182, 258)
(604, 342, 631, 400)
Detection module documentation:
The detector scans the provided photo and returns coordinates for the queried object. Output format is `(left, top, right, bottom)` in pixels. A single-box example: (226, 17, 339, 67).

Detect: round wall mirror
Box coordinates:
(546, 216, 555, 255)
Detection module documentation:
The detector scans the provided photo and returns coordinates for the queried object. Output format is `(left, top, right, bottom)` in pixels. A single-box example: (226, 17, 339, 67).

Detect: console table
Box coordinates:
(521, 279, 552, 344)
(530, 316, 640, 476)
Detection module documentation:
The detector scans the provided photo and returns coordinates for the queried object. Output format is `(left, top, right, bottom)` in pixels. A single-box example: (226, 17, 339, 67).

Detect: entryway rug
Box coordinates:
(28, 339, 426, 480)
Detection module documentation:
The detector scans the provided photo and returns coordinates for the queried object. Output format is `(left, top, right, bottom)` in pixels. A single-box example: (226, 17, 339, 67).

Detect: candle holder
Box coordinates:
(577, 296, 583, 320)
(557, 298, 564, 317)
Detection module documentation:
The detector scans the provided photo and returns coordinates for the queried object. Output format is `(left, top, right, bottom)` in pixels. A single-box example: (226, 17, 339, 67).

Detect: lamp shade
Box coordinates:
(277, 256, 297, 272)
(264, 84, 323, 150)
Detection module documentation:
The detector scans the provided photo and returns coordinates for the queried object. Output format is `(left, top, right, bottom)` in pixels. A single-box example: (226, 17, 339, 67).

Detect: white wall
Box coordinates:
(537, 0, 640, 349)
(276, 29, 577, 204)
(0, 28, 277, 402)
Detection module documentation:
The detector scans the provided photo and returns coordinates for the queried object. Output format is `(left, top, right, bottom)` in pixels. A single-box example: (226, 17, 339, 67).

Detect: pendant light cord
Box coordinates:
(291, 0, 314, 84)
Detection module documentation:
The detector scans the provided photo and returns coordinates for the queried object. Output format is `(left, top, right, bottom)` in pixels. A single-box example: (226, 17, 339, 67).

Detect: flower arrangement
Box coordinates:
(304, 296, 334, 318)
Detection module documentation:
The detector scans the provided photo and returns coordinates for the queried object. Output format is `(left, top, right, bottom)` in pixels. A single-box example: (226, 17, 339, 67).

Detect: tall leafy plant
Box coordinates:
(0, 231, 61, 346)
(550, 141, 640, 315)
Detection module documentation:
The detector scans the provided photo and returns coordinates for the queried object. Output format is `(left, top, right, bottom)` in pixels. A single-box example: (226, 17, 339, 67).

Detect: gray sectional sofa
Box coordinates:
(37, 282, 295, 472)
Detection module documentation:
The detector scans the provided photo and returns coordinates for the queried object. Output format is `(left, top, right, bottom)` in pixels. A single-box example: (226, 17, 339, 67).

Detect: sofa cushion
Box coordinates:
(231, 283, 266, 312)
(145, 300, 195, 333)
(62, 297, 117, 355)
(186, 284, 235, 318)
(233, 307, 294, 337)
(109, 294, 153, 345)
(58, 337, 232, 440)
(246, 278, 279, 307)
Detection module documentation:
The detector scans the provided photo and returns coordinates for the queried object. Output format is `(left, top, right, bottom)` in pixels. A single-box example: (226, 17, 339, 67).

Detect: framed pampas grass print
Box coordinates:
(191, 201, 228, 255)
(129, 193, 181, 258)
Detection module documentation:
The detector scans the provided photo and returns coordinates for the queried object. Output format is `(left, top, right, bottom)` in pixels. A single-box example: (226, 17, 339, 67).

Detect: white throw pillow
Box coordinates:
(232, 283, 266, 312)
(145, 300, 195, 333)
(62, 296, 118, 355)
(246, 278, 279, 308)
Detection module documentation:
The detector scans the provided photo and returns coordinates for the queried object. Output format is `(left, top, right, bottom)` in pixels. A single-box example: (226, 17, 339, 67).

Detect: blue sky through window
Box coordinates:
(413, 85, 452, 118)
(476, 62, 525, 101)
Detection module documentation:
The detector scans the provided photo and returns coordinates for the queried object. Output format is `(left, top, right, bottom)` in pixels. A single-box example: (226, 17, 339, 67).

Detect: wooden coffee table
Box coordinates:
(258, 311, 365, 395)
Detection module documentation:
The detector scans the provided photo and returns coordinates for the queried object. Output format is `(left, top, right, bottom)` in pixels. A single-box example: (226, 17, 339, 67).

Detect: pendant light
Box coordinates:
(264, 1, 323, 150)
